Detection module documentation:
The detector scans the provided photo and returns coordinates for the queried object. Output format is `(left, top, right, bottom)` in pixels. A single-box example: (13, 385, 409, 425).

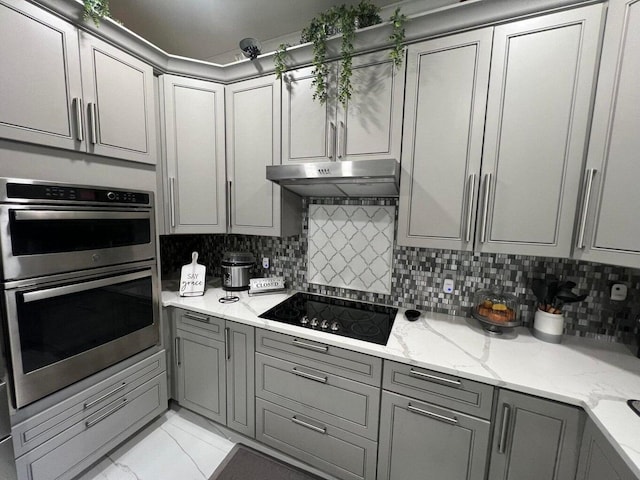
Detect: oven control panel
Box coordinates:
(5, 182, 150, 205)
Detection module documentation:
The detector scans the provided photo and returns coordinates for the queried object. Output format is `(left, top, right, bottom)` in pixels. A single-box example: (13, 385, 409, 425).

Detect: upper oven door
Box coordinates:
(0, 205, 155, 280)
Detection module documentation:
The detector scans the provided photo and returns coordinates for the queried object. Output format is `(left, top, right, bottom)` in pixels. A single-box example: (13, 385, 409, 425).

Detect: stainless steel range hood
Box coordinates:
(266, 159, 400, 197)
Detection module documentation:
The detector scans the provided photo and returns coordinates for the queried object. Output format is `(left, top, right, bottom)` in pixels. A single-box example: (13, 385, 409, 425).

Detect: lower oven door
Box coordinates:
(2, 263, 159, 408)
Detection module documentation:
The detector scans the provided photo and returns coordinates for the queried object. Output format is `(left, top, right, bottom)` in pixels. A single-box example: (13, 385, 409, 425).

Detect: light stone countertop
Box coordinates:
(162, 287, 640, 477)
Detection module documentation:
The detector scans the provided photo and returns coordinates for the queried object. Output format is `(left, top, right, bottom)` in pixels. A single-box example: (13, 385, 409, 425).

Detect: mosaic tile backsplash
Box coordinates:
(160, 198, 640, 345)
(308, 204, 395, 294)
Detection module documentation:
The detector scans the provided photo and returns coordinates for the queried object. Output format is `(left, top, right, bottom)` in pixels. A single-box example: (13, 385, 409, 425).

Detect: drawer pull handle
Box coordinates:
(225, 327, 231, 360)
(85, 398, 127, 428)
(291, 416, 327, 434)
(498, 404, 511, 454)
(407, 404, 458, 425)
(409, 369, 462, 387)
(84, 382, 126, 410)
(292, 367, 328, 384)
(184, 313, 210, 324)
(292, 339, 328, 353)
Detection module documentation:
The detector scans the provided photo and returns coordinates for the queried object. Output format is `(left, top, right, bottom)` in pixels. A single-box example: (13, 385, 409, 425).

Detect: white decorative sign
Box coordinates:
(179, 252, 206, 297)
(308, 204, 395, 294)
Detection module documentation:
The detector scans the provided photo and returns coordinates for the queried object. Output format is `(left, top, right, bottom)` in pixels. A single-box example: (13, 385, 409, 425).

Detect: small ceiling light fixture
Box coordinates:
(239, 37, 262, 60)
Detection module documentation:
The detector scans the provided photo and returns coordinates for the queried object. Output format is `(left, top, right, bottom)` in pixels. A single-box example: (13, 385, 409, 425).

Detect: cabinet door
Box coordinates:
(79, 32, 156, 164)
(574, 0, 640, 268)
(488, 390, 584, 480)
(477, 5, 603, 257)
(336, 50, 404, 162)
(377, 391, 490, 480)
(576, 419, 638, 480)
(282, 65, 337, 163)
(162, 75, 227, 234)
(225, 322, 255, 438)
(0, 0, 83, 150)
(176, 329, 226, 424)
(397, 29, 492, 250)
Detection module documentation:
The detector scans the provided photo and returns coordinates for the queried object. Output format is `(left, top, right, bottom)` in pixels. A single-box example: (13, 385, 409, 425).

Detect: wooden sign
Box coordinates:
(180, 252, 206, 297)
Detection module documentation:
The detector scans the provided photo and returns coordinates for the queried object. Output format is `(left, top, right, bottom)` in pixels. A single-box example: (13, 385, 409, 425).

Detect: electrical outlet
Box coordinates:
(443, 278, 454, 294)
(262, 257, 270, 269)
(610, 283, 627, 301)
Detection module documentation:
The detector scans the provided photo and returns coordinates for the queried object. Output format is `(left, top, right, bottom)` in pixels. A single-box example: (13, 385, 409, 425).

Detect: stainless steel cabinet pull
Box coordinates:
(407, 404, 458, 425)
(175, 337, 181, 367)
(329, 122, 336, 160)
(84, 382, 126, 409)
(88, 102, 98, 144)
(85, 398, 127, 428)
(292, 338, 328, 353)
(291, 415, 327, 434)
(465, 174, 477, 243)
(73, 97, 84, 141)
(292, 367, 328, 384)
(480, 173, 492, 243)
(227, 180, 232, 229)
(13, 211, 149, 222)
(409, 368, 462, 387)
(225, 327, 231, 360)
(338, 120, 346, 159)
(577, 169, 597, 249)
(169, 177, 176, 229)
(498, 404, 511, 454)
(184, 313, 209, 324)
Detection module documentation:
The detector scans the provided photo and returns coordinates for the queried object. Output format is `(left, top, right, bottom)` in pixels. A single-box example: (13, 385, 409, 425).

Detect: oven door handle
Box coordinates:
(21, 270, 152, 303)
(12, 210, 151, 221)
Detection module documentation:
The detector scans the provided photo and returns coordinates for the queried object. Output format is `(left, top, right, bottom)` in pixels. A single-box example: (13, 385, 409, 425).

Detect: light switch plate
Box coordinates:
(610, 283, 627, 301)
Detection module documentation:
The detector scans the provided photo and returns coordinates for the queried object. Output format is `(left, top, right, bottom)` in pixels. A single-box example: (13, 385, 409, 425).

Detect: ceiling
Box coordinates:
(108, 0, 405, 64)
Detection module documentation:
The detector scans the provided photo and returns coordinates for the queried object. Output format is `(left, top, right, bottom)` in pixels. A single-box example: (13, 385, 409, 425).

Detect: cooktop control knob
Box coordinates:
(106, 191, 116, 200)
(300, 315, 310, 325)
(310, 317, 319, 327)
(330, 321, 340, 331)
(320, 319, 329, 330)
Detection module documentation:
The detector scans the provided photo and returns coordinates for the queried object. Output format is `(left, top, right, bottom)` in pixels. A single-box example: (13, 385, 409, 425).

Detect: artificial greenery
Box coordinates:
(275, 0, 405, 106)
(531, 276, 587, 314)
(82, 0, 113, 27)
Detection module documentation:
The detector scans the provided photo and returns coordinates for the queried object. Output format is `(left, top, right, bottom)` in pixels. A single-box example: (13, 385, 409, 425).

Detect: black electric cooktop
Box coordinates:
(259, 292, 397, 345)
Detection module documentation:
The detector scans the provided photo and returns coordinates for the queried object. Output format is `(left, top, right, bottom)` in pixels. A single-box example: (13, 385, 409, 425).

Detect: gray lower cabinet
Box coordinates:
(377, 391, 490, 480)
(174, 309, 255, 437)
(487, 389, 585, 480)
(576, 419, 638, 480)
(13, 351, 167, 480)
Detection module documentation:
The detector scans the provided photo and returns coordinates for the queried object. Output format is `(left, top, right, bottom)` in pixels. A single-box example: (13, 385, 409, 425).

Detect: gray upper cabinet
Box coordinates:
(573, 0, 640, 268)
(576, 418, 638, 480)
(478, 5, 603, 257)
(397, 28, 493, 250)
(0, 0, 156, 164)
(225, 75, 301, 237)
(487, 389, 585, 480)
(161, 75, 227, 234)
(282, 50, 404, 164)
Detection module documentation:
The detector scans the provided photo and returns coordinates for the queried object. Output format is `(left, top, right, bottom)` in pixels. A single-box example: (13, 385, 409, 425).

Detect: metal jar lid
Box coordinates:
(221, 251, 255, 266)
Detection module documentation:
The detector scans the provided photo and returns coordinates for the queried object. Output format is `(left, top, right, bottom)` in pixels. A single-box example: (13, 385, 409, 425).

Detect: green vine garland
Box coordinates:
(82, 0, 113, 26)
(389, 8, 407, 69)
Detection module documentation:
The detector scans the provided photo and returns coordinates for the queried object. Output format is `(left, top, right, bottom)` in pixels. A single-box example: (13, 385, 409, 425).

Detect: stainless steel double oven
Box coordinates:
(0, 178, 160, 409)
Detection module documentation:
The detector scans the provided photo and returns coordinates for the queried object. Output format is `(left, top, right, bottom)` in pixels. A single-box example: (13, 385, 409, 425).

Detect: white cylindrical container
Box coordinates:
(532, 309, 564, 344)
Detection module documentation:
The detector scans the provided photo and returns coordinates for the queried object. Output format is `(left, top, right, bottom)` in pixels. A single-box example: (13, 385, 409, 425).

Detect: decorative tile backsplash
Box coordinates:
(308, 204, 394, 294)
(160, 197, 640, 345)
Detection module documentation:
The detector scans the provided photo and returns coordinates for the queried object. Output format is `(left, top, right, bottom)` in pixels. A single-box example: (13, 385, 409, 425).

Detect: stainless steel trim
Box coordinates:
(183, 313, 209, 324)
(292, 367, 328, 384)
(480, 173, 492, 243)
(291, 415, 327, 434)
(85, 398, 127, 428)
(338, 120, 346, 159)
(498, 404, 511, 454)
(21, 269, 151, 304)
(225, 327, 231, 360)
(73, 97, 84, 142)
(88, 103, 98, 144)
(409, 368, 462, 387)
(577, 169, 597, 249)
(329, 122, 336, 160)
(465, 174, 476, 243)
(407, 404, 458, 425)
(169, 177, 176, 228)
(227, 180, 232, 229)
(84, 382, 126, 410)
(175, 337, 181, 367)
(292, 338, 328, 353)
(13, 210, 151, 221)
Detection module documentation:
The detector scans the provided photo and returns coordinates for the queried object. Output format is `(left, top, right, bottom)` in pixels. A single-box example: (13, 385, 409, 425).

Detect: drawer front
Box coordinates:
(256, 398, 377, 480)
(15, 373, 167, 480)
(256, 329, 382, 386)
(175, 309, 225, 340)
(13, 351, 166, 457)
(256, 353, 380, 441)
(382, 361, 494, 419)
